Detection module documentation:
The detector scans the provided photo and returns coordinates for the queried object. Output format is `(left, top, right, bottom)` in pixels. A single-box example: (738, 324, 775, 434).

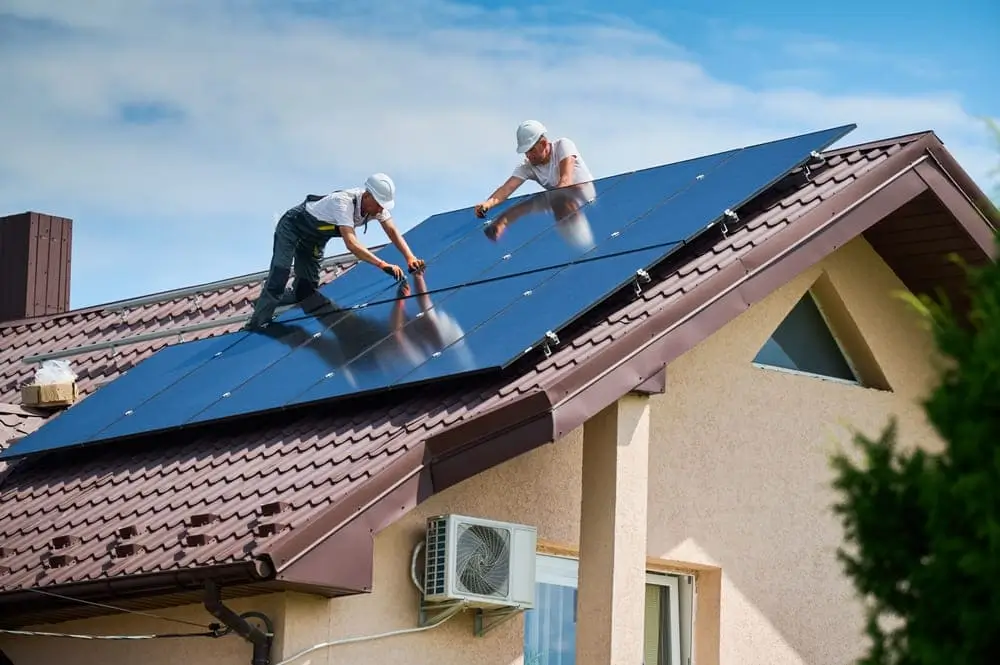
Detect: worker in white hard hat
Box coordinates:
(474, 120, 597, 220)
(244, 173, 425, 331)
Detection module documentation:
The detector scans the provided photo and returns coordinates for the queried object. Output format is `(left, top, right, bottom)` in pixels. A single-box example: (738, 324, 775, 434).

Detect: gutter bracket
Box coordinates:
(204, 580, 273, 665)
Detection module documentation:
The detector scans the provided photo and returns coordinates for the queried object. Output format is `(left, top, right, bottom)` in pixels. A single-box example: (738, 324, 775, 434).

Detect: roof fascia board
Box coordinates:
(913, 160, 998, 257)
(924, 140, 1000, 231)
(426, 391, 557, 492)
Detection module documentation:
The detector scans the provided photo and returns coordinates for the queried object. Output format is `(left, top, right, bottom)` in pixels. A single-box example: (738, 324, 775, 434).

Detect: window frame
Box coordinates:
(528, 553, 692, 665)
(646, 570, 683, 665)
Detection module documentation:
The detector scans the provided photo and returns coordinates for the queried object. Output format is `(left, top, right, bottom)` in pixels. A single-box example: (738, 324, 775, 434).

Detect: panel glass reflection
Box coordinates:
(287, 267, 559, 408)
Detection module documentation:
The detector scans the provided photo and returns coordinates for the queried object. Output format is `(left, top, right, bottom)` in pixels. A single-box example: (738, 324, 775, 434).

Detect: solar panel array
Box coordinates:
(1, 124, 856, 461)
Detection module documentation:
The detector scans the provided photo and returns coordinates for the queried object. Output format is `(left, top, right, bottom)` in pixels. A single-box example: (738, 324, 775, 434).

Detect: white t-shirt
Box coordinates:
(512, 137, 594, 192)
(305, 187, 391, 228)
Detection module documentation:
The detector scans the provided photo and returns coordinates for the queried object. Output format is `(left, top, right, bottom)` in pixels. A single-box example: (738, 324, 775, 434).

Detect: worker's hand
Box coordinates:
(381, 262, 405, 281)
(474, 201, 492, 218)
(407, 256, 426, 273)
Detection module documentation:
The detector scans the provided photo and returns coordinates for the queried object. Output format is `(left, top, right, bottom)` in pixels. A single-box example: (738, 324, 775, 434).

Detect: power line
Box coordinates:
(0, 628, 225, 641)
(26, 588, 215, 631)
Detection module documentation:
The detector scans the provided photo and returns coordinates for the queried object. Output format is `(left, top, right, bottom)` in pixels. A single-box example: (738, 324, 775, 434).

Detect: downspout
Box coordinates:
(203, 580, 273, 665)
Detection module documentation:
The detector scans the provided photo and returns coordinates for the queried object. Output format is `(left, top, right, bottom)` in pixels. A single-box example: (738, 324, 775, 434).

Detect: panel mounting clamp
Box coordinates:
(542, 330, 560, 358)
(633, 269, 651, 296)
(720, 208, 739, 235)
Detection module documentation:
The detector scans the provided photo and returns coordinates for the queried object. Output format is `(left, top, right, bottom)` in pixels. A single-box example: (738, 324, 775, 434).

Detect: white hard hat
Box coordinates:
(516, 120, 547, 154)
(364, 172, 396, 211)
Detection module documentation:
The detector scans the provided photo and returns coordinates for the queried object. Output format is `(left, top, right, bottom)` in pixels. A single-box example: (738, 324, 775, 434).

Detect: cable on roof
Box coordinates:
(26, 587, 218, 631)
(0, 627, 227, 641)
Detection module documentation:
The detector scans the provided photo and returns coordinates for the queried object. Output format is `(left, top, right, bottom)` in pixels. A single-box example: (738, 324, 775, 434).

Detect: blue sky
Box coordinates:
(1, 0, 997, 309)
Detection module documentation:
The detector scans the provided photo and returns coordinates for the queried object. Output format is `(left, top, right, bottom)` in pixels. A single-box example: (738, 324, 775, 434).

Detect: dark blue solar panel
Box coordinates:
(395, 243, 672, 386)
(0, 335, 238, 458)
(187, 305, 397, 422)
(197, 267, 559, 419)
(463, 151, 735, 285)
(0, 123, 856, 461)
(85, 316, 333, 442)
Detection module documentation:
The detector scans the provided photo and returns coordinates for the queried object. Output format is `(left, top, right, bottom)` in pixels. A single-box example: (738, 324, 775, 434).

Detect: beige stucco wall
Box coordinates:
(0, 235, 942, 665)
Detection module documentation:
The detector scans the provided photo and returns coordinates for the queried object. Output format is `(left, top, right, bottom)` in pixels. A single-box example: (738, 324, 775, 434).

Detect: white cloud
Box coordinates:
(0, 0, 995, 307)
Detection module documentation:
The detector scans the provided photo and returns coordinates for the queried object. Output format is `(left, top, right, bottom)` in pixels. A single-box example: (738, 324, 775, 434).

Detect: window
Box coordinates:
(524, 554, 693, 665)
(752, 289, 859, 384)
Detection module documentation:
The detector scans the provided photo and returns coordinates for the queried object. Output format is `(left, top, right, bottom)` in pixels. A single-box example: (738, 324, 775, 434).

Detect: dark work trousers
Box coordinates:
(246, 203, 336, 329)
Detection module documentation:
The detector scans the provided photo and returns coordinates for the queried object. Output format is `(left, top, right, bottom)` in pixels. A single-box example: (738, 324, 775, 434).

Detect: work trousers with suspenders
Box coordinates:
(246, 195, 346, 329)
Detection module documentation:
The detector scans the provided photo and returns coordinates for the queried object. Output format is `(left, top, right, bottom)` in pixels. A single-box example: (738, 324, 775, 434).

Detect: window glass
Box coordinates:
(753, 291, 857, 382)
(525, 556, 684, 665)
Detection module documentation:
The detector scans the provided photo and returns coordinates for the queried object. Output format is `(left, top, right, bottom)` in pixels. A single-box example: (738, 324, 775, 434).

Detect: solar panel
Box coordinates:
(0, 124, 856, 461)
(1, 335, 238, 458)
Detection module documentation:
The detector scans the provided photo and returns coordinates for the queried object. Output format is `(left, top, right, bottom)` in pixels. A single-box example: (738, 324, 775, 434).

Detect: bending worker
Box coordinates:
(474, 120, 596, 220)
(245, 173, 425, 331)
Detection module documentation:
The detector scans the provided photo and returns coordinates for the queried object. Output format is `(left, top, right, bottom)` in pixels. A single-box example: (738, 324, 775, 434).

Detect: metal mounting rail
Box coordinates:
(101, 251, 365, 312)
(19, 250, 377, 366)
(21, 314, 251, 364)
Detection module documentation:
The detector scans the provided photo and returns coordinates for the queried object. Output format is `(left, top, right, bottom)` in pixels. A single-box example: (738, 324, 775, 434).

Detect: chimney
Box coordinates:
(0, 212, 73, 323)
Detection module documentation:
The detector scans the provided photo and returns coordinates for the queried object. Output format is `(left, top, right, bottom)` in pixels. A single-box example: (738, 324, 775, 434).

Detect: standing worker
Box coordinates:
(244, 173, 425, 331)
(473, 120, 596, 220)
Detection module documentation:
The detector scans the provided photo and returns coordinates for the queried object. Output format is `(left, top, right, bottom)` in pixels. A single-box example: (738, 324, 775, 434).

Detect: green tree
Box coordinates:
(828, 123, 1000, 665)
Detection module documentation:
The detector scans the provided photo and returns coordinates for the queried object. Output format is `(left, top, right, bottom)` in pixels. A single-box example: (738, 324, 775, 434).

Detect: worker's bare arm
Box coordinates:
(379, 218, 425, 273)
(340, 225, 404, 279)
(474, 176, 525, 218)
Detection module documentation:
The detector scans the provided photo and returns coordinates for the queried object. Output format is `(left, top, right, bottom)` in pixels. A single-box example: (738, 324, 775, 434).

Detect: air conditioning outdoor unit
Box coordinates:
(422, 513, 537, 610)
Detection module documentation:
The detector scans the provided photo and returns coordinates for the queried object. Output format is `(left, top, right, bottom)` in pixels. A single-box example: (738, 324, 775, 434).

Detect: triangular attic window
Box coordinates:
(753, 290, 859, 384)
